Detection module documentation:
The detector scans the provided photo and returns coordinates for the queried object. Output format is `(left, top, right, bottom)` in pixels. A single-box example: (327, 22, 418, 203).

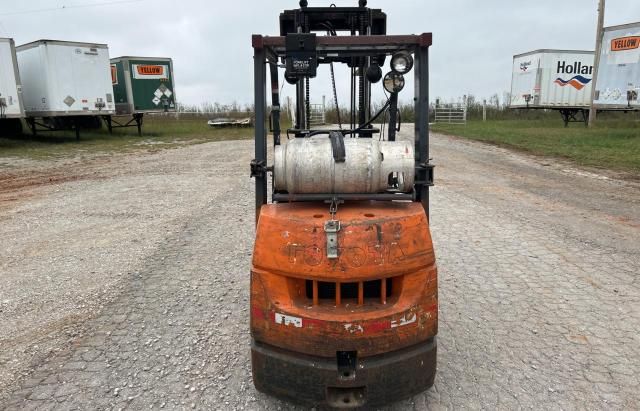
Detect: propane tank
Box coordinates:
(274, 137, 414, 194)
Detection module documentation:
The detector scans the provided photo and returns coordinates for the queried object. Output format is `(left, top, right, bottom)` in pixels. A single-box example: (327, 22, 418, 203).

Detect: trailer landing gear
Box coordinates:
(26, 116, 85, 140)
(102, 113, 144, 136)
(559, 109, 588, 127)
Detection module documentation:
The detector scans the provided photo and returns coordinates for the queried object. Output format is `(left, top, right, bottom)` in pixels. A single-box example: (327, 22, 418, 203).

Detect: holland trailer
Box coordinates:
(16, 40, 115, 140)
(106, 56, 177, 136)
(510, 49, 595, 126)
(250, 1, 437, 409)
(0, 38, 24, 136)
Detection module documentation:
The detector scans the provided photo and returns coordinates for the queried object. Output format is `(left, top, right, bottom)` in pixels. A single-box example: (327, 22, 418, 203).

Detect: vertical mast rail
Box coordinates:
(253, 36, 268, 224)
(414, 34, 432, 217)
(268, 58, 281, 146)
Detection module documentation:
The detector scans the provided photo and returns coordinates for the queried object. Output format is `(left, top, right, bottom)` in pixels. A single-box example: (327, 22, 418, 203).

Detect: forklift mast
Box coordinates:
(280, 1, 386, 133)
(251, 0, 433, 218)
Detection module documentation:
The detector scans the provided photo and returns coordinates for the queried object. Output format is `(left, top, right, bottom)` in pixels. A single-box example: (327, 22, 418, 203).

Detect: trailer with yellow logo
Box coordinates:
(110, 56, 176, 114)
(594, 22, 640, 110)
(103, 56, 176, 136)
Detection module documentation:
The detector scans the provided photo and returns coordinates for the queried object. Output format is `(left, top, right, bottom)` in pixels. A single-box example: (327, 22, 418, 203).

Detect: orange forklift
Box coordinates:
(250, 1, 437, 408)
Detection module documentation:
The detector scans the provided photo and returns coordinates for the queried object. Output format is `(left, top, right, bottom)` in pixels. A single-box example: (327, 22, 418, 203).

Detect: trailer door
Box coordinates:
(510, 54, 539, 108)
(69, 45, 113, 113)
(0, 41, 22, 117)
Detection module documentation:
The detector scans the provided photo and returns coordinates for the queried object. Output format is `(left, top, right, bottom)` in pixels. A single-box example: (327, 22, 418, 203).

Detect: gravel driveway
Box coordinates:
(0, 132, 638, 410)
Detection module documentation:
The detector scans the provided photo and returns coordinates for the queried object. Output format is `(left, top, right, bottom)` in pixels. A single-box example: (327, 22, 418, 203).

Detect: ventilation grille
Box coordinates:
(303, 278, 396, 306)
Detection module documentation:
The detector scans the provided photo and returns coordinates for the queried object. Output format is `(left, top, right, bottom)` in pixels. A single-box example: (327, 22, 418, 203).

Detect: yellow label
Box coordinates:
(611, 36, 640, 51)
(136, 65, 164, 75)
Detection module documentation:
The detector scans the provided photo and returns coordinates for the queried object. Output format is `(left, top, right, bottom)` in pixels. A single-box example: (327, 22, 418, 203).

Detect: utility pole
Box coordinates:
(589, 0, 605, 127)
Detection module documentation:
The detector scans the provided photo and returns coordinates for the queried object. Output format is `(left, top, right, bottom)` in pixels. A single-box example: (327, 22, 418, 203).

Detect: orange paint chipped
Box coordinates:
(250, 201, 438, 358)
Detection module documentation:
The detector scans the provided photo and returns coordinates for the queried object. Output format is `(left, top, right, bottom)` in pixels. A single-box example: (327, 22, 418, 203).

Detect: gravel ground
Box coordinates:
(0, 131, 639, 410)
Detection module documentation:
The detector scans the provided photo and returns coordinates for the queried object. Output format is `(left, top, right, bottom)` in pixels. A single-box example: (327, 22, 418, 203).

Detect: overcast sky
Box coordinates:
(1, 0, 639, 108)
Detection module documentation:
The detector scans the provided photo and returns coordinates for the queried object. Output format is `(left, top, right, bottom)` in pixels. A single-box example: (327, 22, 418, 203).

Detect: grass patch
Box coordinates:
(0, 116, 254, 161)
(432, 119, 640, 174)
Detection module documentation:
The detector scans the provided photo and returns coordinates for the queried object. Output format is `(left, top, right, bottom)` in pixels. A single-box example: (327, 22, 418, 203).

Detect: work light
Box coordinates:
(390, 51, 413, 74)
(366, 64, 383, 83)
(383, 71, 405, 94)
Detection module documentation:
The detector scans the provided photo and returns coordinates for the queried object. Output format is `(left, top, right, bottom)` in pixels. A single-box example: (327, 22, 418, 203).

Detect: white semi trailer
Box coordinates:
(16, 40, 115, 138)
(510, 49, 594, 126)
(0, 38, 24, 135)
(594, 22, 640, 111)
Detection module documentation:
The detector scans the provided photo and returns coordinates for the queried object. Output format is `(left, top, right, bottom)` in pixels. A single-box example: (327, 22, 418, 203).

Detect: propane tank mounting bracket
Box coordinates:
(324, 220, 341, 259)
(324, 197, 343, 259)
(250, 159, 268, 178)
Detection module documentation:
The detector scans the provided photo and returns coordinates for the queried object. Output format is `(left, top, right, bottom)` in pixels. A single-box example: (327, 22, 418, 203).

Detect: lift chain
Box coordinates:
(305, 76, 311, 129)
(330, 62, 342, 130)
(324, 26, 341, 130)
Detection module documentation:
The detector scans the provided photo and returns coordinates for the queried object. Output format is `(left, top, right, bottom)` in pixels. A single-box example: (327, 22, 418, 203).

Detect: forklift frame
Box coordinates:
(251, 34, 434, 222)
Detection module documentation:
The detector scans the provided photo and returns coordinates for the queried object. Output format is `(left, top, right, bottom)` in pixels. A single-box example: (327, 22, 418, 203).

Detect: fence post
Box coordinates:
(483, 99, 487, 122)
(322, 95, 326, 124)
(287, 96, 296, 126)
